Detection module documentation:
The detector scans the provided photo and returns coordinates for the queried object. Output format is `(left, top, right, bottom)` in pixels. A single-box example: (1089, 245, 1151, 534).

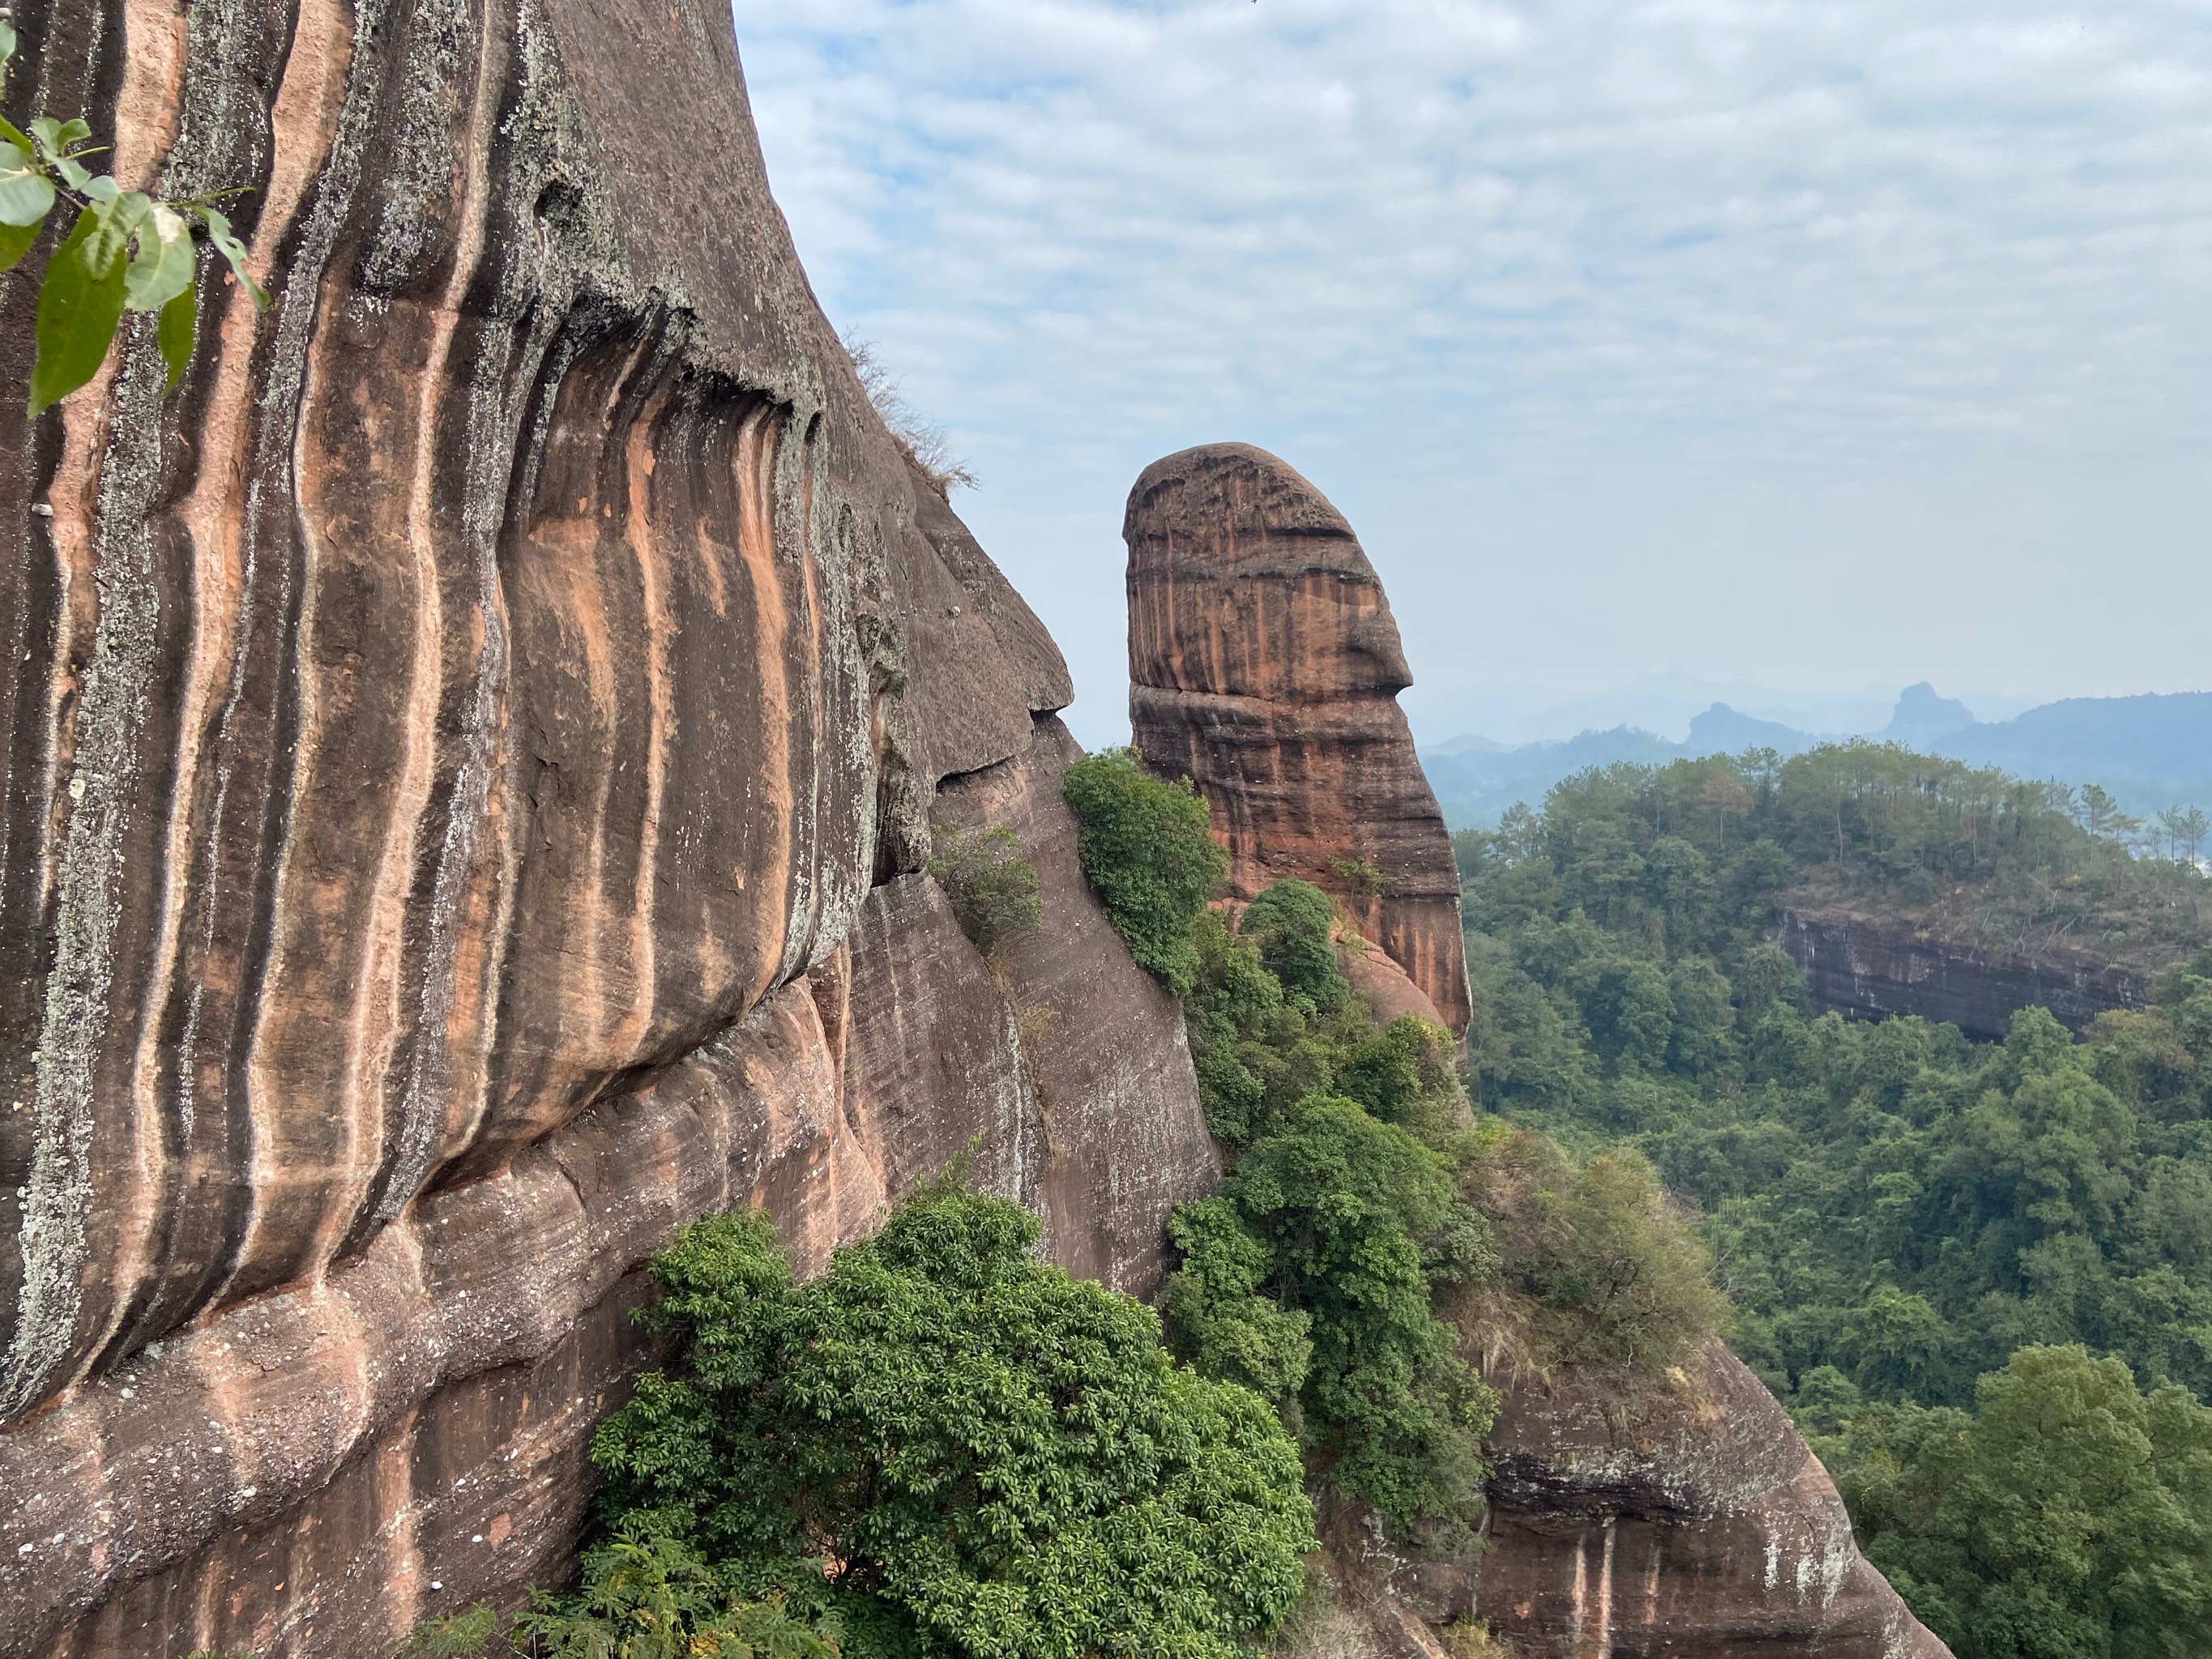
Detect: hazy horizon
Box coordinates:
(730, 1, 2212, 753)
(1399, 673, 2052, 752)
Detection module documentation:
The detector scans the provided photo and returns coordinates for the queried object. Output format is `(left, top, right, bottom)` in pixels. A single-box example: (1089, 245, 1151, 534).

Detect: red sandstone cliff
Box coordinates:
(1125, 443, 1472, 1034)
(1, 5, 1950, 1656)
(1122, 448, 1949, 1659)
(0, 3, 1211, 1653)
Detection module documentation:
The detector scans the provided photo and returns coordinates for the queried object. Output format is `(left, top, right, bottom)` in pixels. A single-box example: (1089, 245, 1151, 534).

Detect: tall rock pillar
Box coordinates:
(1125, 443, 1471, 1034)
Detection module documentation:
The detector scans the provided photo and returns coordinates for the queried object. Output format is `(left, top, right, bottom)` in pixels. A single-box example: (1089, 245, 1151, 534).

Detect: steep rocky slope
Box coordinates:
(1126, 444, 1472, 1034)
(1472, 1342, 1948, 1657)
(0, 2, 1210, 1653)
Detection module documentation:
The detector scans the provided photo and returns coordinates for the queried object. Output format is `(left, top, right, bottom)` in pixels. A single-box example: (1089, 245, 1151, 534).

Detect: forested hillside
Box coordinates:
(1475, 741, 2210, 969)
(1455, 744, 2212, 1658)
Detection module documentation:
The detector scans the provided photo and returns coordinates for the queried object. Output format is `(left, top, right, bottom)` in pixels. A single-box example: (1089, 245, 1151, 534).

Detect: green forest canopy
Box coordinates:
(583, 1192, 1316, 1659)
(1467, 740, 2210, 969)
(1457, 742, 2212, 1658)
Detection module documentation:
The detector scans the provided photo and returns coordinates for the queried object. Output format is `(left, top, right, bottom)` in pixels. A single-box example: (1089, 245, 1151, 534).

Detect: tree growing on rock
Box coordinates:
(583, 1188, 1315, 1659)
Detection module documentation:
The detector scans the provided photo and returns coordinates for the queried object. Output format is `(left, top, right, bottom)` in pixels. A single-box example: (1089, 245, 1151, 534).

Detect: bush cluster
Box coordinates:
(1059, 749, 1727, 1539)
(1808, 1346, 2212, 1659)
(387, 1191, 1313, 1659)
(585, 1190, 1313, 1659)
(926, 824, 1042, 957)
(1061, 748, 1226, 993)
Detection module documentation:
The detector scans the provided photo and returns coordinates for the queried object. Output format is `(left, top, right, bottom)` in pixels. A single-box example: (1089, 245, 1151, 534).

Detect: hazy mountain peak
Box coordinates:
(1686, 702, 1826, 757)
(1433, 732, 1509, 755)
(1884, 682, 1976, 746)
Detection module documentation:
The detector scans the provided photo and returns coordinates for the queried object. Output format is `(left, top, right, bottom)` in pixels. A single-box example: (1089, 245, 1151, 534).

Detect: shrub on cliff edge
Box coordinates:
(1238, 880, 1349, 1017)
(1062, 748, 1227, 993)
(927, 824, 1043, 958)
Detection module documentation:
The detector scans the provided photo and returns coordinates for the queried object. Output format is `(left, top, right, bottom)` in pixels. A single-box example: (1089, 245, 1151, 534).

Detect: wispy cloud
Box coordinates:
(732, 0, 2212, 742)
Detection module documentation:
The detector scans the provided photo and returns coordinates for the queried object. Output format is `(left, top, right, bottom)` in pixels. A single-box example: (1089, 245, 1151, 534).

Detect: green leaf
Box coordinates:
(28, 117, 92, 163)
(123, 203, 194, 311)
(29, 207, 130, 417)
(200, 207, 269, 311)
(0, 19, 17, 66)
(81, 189, 146, 278)
(0, 135, 52, 228)
(157, 280, 196, 391)
(0, 215, 40, 271)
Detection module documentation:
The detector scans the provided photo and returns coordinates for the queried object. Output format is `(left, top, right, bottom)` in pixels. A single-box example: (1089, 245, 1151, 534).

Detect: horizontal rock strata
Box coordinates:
(1125, 444, 1471, 1034)
(1779, 908, 2151, 1038)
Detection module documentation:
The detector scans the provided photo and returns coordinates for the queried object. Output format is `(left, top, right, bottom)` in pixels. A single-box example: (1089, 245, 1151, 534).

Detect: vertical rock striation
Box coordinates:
(0, 2, 1210, 1652)
(0, 4, 1949, 1653)
(1125, 443, 1471, 1034)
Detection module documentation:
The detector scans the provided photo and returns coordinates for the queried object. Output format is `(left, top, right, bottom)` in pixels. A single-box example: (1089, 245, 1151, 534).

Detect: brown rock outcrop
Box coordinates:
(1779, 906, 2150, 1038)
(0, 2, 1210, 1652)
(1339, 936, 1450, 1030)
(1125, 444, 1471, 1034)
(1302, 1342, 1950, 1657)
(1475, 1341, 1950, 1658)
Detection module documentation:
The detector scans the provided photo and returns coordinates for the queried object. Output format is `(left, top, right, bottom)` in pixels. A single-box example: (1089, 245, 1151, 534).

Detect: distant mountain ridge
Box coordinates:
(1426, 686, 2212, 829)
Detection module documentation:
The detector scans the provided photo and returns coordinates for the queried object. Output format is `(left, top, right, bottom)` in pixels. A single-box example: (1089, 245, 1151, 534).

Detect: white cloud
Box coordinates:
(730, 0, 2212, 745)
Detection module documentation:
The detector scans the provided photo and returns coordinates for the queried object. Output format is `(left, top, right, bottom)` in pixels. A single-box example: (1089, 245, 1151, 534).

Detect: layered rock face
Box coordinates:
(1779, 907, 2150, 1038)
(1475, 1342, 1949, 1657)
(0, 2, 1211, 1653)
(1125, 444, 1471, 1034)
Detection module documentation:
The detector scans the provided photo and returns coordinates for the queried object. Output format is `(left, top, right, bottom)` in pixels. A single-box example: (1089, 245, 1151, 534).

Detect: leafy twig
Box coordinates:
(0, 17, 268, 415)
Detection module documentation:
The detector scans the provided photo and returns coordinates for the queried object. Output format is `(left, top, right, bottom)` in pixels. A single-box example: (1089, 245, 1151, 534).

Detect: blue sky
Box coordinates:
(728, 0, 2212, 748)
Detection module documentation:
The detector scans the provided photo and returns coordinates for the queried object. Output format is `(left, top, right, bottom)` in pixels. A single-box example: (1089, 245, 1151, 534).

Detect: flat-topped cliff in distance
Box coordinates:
(1125, 443, 1473, 1034)
(1779, 906, 2154, 1038)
